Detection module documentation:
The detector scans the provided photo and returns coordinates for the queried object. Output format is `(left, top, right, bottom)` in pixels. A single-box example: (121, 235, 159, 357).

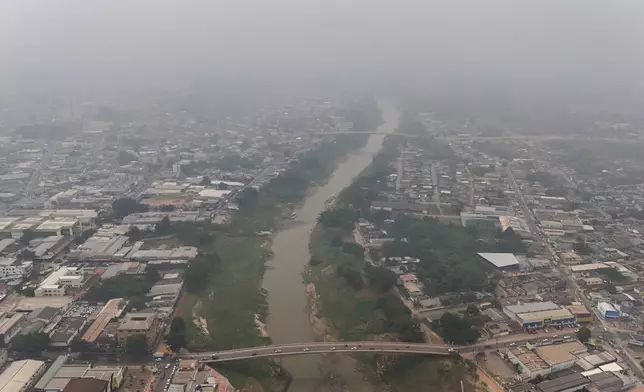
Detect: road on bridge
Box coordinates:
(181, 341, 456, 362)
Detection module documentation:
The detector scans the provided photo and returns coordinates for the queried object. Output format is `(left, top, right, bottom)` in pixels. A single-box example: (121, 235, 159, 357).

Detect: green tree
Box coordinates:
(184, 253, 221, 293)
(20, 229, 37, 246)
(11, 332, 50, 354)
(126, 226, 143, 242)
(70, 337, 89, 353)
(432, 312, 480, 344)
(341, 242, 364, 258)
(236, 188, 259, 209)
(318, 208, 358, 229)
(573, 240, 593, 255)
(199, 176, 211, 186)
(365, 266, 397, 294)
(125, 334, 149, 356)
(145, 268, 161, 282)
(577, 326, 591, 342)
(112, 198, 148, 218)
(166, 317, 187, 351)
(19, 250, 36, 261)
(155, 216, 172, 234)
(117, 150, 138, 165)
(23, 288, 35, 297)
(336, 266, 363, 290)
(466, 303, 480, 316)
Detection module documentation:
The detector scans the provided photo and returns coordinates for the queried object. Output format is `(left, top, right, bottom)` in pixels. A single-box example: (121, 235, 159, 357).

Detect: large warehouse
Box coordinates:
(516, 308, 575, 329)
(504, 301, 560, 320)
(478, 252, 520, 272)
(0, 359, 46, 392)
(597, 302, 620, 320)
(504, 301, 575, 329)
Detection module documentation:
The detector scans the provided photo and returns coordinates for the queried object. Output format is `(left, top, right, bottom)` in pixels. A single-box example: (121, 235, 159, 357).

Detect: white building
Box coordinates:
(597, 302, 620, 319)
(35, 266, 86, 297)
(0, 258, 32, 279)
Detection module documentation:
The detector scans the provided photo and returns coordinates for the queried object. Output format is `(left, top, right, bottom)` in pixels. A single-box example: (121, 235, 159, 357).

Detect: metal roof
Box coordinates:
(478, 252, 519, 268)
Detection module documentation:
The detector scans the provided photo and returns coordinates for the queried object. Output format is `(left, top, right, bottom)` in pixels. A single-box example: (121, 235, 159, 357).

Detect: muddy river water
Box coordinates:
(263, 100, 400, 391)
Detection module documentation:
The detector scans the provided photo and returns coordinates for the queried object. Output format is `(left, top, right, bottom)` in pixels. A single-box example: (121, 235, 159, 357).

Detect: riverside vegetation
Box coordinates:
(306, 125, 524, 390)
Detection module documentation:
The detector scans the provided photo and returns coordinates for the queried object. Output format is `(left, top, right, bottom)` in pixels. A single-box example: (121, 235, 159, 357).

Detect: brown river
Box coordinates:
(263, 100, 400, 391)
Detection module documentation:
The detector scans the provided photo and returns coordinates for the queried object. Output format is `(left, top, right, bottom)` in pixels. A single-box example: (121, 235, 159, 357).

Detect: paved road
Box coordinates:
(182, 341, 454, 362)
(316, 132, 644, 144)
(24, 142, 58, 196)
(506, 164, 644, 381)
(178, 333, 580, 363)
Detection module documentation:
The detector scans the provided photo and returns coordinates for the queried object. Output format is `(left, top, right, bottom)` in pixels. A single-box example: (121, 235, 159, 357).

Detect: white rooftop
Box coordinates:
(478, 253, 519, 268)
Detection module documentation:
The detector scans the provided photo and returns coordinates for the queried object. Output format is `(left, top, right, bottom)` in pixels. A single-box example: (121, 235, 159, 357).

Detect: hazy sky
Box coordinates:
(1, 0, 643, 98)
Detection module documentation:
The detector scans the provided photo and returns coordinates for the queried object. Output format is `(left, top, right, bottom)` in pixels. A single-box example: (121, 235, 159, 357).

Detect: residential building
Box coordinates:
(505, 341, 587, 379)
(566, 303, 592, 324)
(0, 258, 32, 279)
(117, 312, 159, 347)
(0, 313, 27, 343)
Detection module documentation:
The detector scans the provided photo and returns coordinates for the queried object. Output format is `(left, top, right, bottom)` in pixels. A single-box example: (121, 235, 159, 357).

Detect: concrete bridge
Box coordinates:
(318, 131, 638, 144)
(180, 341, 475, 363)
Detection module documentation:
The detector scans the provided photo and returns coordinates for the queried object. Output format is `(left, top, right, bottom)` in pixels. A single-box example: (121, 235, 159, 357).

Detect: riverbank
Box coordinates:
(177, 100, 380, 391)
(305, 126, 486, 391)
(263, 100, 400, 392)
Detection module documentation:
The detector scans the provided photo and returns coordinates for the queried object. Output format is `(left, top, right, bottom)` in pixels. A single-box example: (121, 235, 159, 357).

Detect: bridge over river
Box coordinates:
(178, 340, 499, 363)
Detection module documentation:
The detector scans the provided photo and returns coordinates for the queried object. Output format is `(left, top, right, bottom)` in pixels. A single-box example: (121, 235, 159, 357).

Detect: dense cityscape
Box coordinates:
(2, 1, 644, 392)
(0, 92, 643, 392)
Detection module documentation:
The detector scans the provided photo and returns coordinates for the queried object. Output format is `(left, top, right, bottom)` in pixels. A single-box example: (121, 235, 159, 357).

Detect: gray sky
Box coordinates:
(1, 0, 643, 99)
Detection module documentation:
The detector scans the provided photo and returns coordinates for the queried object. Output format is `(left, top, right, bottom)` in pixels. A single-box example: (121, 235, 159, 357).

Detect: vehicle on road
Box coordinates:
(252, 353, 257, 356)
(302, 348, 310, 352)
(330, 347, 336, 351)
(351, 346, 357, 350)
(211, 355, 219, 360)
(275, 349, 282, 353)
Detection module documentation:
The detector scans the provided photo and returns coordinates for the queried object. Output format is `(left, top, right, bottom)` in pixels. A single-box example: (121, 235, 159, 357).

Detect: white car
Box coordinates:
(350, 346, 358, 350)
(275, 349, 282, 353)
(330, 347, 336, 351)
(302, 348, 310, 352)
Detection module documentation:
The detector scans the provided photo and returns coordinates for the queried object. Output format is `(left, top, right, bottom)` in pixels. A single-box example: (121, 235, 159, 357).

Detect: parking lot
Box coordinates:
(65, 301, 99, 318)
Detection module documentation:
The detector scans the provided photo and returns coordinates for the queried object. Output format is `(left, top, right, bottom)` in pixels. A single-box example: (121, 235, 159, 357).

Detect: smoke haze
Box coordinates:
(1, 0, 643, 101)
